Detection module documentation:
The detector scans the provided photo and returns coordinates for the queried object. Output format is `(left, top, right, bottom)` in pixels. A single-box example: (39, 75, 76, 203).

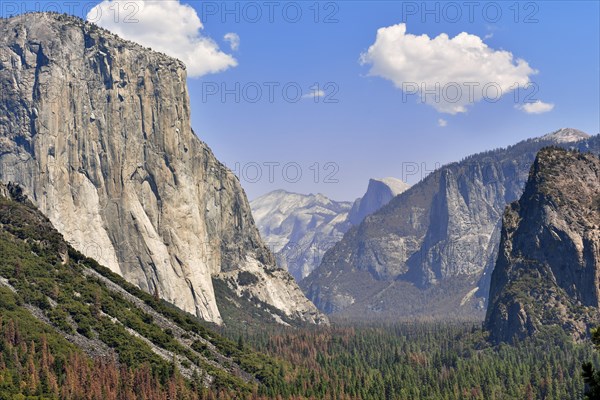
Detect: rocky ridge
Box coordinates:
(485, 147, 600, 343)
(0, 13, 325, 326)
(250, 190, 353, 281)
(251, 178, 409, 281)
(302, 130, 598, 320)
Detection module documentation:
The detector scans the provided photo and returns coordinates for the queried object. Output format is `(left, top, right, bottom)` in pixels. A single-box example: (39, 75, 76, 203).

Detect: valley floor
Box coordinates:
(214, 320, 598, 400)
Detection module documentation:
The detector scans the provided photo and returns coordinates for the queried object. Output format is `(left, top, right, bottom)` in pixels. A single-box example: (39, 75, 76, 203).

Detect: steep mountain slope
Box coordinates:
(0, 182, 299, 397)
(250, 190, 353, 280)
(0, 13, 325, 326)
(485, 148, 600, 344)
(347, 177, 410, 225)
(251, 179, 409, 281)
(303, 130, 598, 319)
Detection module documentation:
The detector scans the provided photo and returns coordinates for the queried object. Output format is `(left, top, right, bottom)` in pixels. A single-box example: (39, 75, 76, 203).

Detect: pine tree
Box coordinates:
(583, 327, 600, 400)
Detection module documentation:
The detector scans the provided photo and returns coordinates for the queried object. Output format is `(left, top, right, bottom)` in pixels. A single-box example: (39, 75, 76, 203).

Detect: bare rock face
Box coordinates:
(303, 130, 597, 319)
(485, 147, 600, 343)
(347, 177, 410, 226)
(0, 13, 326, 325)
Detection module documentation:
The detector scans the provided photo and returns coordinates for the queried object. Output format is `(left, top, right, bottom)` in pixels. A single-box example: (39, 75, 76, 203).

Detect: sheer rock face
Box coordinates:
(347, 178, 410, 226)
(485, 148, 600, 344)
(0, 13, 326, 325)
(303, 131, 598, 319)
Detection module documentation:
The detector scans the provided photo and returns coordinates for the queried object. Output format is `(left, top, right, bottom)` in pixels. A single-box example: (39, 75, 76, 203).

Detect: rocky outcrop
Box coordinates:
(347, 177, 410, 225)
(485, 147, 600, 343)
(0, 13, 325, 326)
(303, 130, 598, 320)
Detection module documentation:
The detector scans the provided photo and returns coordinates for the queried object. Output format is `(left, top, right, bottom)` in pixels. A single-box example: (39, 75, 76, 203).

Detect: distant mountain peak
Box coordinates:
(302, 132, 600, 321)
(250, 177, 408, 281)
(370, 177, 411, 197)
(538, 128, 590, 143)
(250, 191, 353, 280)
(347, 177, 410, 226)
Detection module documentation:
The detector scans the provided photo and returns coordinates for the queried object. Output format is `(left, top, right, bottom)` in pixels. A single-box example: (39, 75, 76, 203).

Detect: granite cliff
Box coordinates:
(485, 147, 600, 343)
(0, 13, 326, 326)
(347, 177, 410, 226)
(303, 130, 598, 319)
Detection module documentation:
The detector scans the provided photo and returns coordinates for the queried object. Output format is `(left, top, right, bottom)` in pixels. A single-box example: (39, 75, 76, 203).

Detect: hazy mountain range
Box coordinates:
(302, 129, 599, 321)
(250, 177, 409, 280)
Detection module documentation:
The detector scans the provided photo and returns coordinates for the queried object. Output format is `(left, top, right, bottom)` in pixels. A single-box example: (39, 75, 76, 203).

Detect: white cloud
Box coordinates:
(437, 118, 447, 127)
(224, 33, 240, 51)
(302, 88, 326, 99)
(518, 100, 555, 114)
(87, 0, 237, 77)
(360, 23, 537, 114)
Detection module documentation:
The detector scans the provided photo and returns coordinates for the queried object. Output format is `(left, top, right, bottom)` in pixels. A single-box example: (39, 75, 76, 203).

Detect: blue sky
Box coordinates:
(2, 1, 599, 200)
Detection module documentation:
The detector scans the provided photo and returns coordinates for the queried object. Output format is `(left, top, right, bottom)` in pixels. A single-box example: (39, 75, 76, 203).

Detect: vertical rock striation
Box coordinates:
(485, 147, 600, 343)
(0, 13, 326, 325)
(303, 131, 598, 319)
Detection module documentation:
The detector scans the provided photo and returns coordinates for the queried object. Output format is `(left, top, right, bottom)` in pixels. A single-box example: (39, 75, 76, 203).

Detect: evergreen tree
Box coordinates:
(583, 328, 600, 400)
